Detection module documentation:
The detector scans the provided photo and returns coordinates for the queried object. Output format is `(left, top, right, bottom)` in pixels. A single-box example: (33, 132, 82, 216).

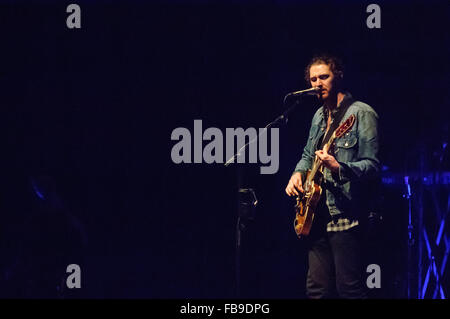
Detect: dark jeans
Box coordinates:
(305, 212, 369, 299)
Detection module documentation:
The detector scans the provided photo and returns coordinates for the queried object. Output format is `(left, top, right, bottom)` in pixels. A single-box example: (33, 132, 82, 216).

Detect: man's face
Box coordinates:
(309, 63, 337, 101)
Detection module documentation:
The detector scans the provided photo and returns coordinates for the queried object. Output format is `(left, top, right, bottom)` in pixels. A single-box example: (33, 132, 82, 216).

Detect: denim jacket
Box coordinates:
(293, 93, 381, 218)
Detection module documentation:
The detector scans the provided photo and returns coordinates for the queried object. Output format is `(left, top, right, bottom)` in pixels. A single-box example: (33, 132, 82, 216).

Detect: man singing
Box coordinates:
(285, 54, 380, 299)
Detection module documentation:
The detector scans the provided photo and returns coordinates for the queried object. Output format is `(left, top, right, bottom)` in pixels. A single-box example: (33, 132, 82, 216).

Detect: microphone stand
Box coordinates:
(224, 94, 306, 297)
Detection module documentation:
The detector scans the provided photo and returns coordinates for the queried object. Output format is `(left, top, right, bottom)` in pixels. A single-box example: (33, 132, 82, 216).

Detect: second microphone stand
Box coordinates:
(225, 93, 309, 297)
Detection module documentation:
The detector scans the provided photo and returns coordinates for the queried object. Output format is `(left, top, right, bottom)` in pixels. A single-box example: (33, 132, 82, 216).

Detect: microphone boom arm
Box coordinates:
(224, 89, 312, 166)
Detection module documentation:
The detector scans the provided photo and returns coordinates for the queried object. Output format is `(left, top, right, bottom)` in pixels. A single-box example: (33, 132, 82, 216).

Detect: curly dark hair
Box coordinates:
(304, 53, 344, 85)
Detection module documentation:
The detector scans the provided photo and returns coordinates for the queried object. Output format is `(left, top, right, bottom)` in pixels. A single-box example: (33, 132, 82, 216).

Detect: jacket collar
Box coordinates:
(319, 91, 353, 119)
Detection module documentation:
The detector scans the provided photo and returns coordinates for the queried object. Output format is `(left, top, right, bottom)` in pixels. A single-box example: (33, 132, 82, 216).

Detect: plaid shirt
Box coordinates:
(326, 218, 359, 232)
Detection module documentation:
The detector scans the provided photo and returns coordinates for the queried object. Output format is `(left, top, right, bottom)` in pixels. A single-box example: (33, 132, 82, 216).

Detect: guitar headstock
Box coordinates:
(335, 114, 356, 138)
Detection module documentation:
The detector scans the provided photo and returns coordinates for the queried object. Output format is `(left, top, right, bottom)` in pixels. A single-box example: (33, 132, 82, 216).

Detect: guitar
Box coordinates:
(293, 114, 356, 238)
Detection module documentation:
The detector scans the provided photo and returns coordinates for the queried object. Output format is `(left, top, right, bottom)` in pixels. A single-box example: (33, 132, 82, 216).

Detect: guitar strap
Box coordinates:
(319, 95, 355, 150)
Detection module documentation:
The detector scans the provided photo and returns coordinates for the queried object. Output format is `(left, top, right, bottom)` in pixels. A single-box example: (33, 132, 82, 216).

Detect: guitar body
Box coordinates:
(294, 170, 322, 238)
(292, 114, 356, 239)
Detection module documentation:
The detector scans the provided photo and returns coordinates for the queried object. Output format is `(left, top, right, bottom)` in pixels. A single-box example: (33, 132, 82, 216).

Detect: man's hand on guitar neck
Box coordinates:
(285, 172, 304, 197)
(315, 149, 340, 173)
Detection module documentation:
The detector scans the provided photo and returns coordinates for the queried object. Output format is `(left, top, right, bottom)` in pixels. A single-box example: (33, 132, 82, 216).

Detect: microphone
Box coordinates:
(275, 87, 321, 125)
(282, 87, 321, 105)
(286, 87, 321, 97)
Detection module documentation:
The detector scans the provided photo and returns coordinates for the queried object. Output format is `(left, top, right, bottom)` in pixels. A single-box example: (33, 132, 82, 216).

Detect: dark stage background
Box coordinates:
(0, 0, 448, 298)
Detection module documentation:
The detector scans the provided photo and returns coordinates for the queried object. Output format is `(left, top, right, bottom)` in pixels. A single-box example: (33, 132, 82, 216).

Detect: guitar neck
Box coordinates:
(324, 133, 336, 152)
(307, 132, 336, 183)
(306, 114, 356, 184)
